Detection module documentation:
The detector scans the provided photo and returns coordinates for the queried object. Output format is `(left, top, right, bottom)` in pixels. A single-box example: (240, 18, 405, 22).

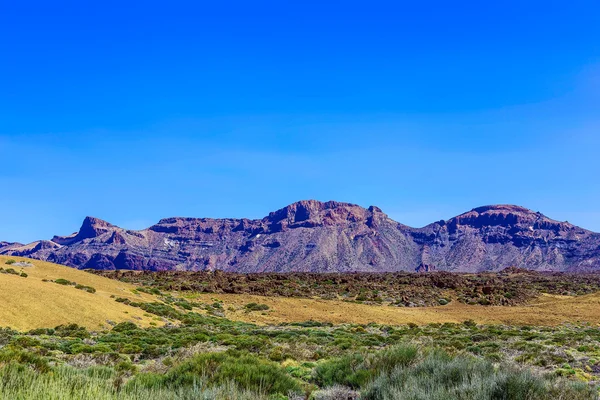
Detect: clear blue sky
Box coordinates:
(1, 1, 599, 243)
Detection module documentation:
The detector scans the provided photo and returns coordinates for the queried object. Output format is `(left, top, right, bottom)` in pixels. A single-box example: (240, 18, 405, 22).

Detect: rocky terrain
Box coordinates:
(94, 267, 600, 307)
(2, 200, 600, 272)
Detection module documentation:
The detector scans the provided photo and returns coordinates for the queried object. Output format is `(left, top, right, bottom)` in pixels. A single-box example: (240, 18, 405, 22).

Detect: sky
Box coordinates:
(1, 1, 599, 243)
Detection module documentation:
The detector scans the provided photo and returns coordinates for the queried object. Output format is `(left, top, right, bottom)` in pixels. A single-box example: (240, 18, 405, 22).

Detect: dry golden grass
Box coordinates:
(0, 256, 160, 331)
(189, 291, 600, 327)
(3, 255, 600, 330)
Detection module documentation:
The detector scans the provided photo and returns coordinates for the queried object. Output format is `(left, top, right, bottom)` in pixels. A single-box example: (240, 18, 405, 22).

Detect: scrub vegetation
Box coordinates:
(95, 267, 600, 307)
(1, 257, 600, 399)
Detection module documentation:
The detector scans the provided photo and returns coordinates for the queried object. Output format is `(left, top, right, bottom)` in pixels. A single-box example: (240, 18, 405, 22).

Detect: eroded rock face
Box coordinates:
(2, 201, 600, 272)
(0, 242, 22, 251)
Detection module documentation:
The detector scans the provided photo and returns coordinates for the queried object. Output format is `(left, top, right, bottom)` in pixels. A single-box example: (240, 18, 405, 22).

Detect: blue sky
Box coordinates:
(1, 1, 599, 243)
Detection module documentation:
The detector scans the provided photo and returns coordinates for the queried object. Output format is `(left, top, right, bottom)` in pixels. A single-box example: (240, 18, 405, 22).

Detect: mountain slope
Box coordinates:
(0, 255, 159, 330)
(2, 201, 600, 272)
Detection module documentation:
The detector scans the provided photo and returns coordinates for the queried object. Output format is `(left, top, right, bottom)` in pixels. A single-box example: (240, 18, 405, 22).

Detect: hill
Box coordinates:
(2, 200, 600, 272)
(0, 255, 159, 330)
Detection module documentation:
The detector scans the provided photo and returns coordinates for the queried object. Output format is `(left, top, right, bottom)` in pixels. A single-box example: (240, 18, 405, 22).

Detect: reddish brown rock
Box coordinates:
(2, 201, 600, 272)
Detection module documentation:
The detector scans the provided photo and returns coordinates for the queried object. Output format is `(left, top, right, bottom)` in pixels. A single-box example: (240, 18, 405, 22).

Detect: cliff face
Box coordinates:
(3, 201, 600, 272)
(414, 205, 600, 272)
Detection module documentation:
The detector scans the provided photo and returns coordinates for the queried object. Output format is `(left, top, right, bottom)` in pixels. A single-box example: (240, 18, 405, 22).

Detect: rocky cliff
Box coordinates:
(2, 201, 599, 272)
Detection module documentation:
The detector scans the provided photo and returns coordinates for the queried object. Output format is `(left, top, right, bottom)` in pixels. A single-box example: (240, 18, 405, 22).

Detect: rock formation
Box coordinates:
(2, 201, 599, 272)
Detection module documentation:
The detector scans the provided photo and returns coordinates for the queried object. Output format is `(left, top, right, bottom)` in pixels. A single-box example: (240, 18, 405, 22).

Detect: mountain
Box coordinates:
(2, 200, 600, 272)
(0, 241, 23, 251)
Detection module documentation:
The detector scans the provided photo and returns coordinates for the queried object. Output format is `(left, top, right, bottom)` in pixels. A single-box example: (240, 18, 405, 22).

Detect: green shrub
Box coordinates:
(134, 352, 301, 396)
(53, 324, 90, 339)
(463, 319, 477, 328)
(74, 283, 96, 293)
(112, 322, 139, 333)
(244, 303, 270, 312)
(313, 345, 419, 389)
(5, 259, 16, 265)
(361, 350, 596, 400)
(372, 345, 419, 373)
(314, 353, 370, 388)
(54, 278, 73, 285)
(0, 349, 50, 373)
(0, 267, 27, 277)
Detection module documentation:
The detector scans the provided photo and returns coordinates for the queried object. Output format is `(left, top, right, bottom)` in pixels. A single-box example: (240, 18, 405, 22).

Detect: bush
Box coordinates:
(313, 345, 419, 389)
(0, 328, 17, 345)
(112, 322, 139, 333)
(361, 350, 596, 400)
(314, 353, 369, 389)
(244, 303, 270, 312)
(463, 319, 477, 328)
(0, 267, 27, 277)
(0, 349, 50, 373)
(134, 352, 301, 396)
(74, 284, 96, 293)
(54, 324, 90, 339)
(5, 259, 16, 265)
(54, 278, 73, 285)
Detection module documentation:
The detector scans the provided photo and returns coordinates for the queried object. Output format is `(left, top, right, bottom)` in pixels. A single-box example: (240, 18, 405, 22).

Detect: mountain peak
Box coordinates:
(81, 216, 113, 228)
(471, 205, 535, 214)
(3, 201, 599, 273)
(52, 216, 116, 245)
(266, 200, 375, 228)
(79, 216, 115, 238)
(446, 204, 584, 235)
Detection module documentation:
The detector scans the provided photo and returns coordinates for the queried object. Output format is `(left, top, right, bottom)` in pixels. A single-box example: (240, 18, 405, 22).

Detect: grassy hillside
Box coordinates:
(0, 256, 160, 330)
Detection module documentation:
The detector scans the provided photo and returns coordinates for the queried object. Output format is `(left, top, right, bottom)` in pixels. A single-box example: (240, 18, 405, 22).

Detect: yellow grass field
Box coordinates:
(189, 291, 600, 327)
(3, 256, 600, 330)
(0, 256, 159, 331)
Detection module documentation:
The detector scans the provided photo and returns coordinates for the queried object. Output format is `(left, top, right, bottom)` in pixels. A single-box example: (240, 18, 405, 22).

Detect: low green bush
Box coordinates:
(0, 349, 50, 373)
(244, 303, 270, 312)
(361, 350, 596, 400)
(313, 345, 419, 389)
(133, 352, 301, 396)
(74, 283, 96, 293)
(0, 267, 27, 277)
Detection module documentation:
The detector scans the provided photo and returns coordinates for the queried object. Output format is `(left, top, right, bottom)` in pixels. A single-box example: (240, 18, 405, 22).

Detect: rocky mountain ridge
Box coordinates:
(2, 200, 600, 272)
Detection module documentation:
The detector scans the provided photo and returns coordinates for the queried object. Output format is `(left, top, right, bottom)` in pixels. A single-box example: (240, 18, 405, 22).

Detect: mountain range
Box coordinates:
(2, 200, 599, 273)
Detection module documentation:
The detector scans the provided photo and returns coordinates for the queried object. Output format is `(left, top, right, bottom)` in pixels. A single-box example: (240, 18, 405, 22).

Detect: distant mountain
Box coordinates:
(3, 200, 600, 272)
(0, 241, 23, 252)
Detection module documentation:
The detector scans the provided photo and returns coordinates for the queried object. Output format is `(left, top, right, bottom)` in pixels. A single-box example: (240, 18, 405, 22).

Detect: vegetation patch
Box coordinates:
(244, 302, 270, 312)
(361, 349, 595, 400)
(47, 278, 96, 293)
(93, 268, 600, 307)
(2, 257, 600, 398)
(0, 267, 28, 277)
